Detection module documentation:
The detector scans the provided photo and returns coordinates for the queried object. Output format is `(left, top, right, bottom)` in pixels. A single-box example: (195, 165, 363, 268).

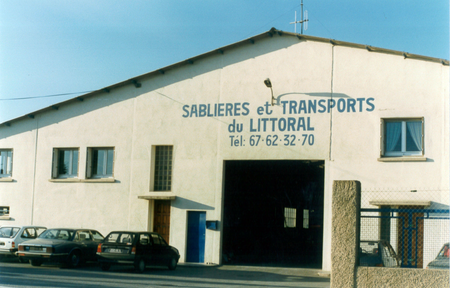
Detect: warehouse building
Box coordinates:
(1, 28, 448, 271)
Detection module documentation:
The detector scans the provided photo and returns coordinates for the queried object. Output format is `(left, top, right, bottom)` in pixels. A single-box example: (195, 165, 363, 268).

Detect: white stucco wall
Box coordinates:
(0, 34, 448, 271)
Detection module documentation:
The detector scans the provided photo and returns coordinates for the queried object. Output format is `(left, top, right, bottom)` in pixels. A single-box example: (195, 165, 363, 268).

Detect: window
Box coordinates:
(153, 146, 173, 191)
(0, 226, 18, 237)
(75, 231, 91, 241)
(382, 118, 423, 157)
(87, 147, 114, 178)
(0, 149, 12, 178)
(151, 233, 167, 246)
(284, 207, 297, 228)
(52, 148, 79, 178)
(0, 206, 10, 217)
(303, 209, 309, 229)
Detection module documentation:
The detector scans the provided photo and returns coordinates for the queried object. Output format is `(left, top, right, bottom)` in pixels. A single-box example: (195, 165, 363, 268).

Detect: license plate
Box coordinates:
(30, 247, 45, 251)
(108, 248, 124, 253)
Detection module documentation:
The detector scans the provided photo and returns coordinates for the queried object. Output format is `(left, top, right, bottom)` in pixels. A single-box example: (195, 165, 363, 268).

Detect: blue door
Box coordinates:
(186, 211, 206, 263)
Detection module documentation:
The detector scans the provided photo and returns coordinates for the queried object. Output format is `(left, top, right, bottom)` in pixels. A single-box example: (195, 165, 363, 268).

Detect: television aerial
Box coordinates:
(290, 0, 309, 34)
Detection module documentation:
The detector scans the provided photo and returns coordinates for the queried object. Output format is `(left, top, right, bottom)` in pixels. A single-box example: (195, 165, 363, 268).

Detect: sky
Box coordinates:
(0, 0, 448, 124)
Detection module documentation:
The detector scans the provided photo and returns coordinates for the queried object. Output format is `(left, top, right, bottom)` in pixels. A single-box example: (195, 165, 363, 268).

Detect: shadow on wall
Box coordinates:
(171, 197, 215, 211)
(0, 35, 301, 139)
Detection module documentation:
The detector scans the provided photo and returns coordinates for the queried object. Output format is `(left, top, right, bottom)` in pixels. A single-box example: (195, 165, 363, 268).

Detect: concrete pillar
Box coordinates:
(331, 180, 361, 288)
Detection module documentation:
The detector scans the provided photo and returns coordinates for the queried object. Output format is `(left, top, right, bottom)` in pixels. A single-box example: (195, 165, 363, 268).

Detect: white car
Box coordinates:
(0, 225, 46, 261)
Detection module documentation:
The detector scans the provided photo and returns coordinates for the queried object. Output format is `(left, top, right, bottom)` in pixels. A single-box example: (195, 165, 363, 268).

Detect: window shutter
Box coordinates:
(9, 150, 13, 177)
(52, 149, 59, 178)
(77, 149, 80, 177)
(86, 148, 92, 178)
(112, 149, 115, 177)
(380, 120, 385, 156)
(421, 118, 424, 155)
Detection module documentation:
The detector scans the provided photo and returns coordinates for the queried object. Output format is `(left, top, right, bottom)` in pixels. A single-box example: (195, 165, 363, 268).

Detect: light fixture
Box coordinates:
(264, 78, 275, 106)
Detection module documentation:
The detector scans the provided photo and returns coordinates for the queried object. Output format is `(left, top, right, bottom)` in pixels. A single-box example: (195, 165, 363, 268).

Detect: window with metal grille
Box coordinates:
(284, 207, 297, 228)
(153, 146, 173, 191)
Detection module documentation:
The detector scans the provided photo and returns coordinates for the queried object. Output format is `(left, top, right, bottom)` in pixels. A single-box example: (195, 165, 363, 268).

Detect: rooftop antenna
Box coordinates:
(290, 0, 309, 34)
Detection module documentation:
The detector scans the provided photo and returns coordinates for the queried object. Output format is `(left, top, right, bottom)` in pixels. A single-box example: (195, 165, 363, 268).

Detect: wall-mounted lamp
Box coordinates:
(264, 78, 275, 106)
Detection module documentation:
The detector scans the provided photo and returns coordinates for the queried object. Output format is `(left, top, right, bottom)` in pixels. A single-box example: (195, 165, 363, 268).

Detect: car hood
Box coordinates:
(428, 257, 450, 268)
(19, 238, 71, 246)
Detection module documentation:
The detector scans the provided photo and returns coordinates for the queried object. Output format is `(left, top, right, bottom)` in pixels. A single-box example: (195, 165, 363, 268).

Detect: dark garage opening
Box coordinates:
(222, 160, 324, 268)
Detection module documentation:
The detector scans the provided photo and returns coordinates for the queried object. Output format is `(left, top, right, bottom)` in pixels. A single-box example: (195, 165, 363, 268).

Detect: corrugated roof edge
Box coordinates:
(1, 27, 448, 127)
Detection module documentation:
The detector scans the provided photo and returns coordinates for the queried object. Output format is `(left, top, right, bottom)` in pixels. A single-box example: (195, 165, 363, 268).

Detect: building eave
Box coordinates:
(1, 27, 448, 128)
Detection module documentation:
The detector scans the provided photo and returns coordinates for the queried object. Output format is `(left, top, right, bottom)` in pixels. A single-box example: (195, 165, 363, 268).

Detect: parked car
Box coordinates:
(17, 228, 104, 268)
(359, 240, 400, 267)
(97, 231, 180, 273)
(426, 243, 449, 270)
(0, 225, 46, 261)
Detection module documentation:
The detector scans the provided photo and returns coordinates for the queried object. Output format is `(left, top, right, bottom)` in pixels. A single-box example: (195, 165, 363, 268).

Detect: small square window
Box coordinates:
(52, 148, 79, 178)
(0, 149, 13, 178)
(0, 206, 10, 217)
(382, 118, 423, 157)
(87, 147, 114, 178)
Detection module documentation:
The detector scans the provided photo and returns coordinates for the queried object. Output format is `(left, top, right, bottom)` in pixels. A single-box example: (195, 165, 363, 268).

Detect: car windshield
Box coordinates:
(0, 227, 20, 238)
(105, 232, 135, 244)
(438, 244, 449, 258)
(39, 229, 74, 240)
(360, 242, 380, 256)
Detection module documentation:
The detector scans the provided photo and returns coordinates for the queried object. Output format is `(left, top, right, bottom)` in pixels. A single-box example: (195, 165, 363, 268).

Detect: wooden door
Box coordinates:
(153, 200, 171, 244)
(397, 206, 424, 268)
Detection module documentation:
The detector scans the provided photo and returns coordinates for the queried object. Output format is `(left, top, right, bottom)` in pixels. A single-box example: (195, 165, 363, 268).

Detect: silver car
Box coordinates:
(426, 243, 449, 270)
(0, 225, 47, 261)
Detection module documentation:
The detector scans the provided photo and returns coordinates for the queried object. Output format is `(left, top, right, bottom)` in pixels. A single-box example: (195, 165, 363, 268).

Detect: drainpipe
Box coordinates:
(30, 117, 39, 225)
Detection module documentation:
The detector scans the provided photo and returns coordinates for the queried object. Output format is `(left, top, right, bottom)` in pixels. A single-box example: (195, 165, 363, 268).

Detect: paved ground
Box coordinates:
(0, 258, 331, 288)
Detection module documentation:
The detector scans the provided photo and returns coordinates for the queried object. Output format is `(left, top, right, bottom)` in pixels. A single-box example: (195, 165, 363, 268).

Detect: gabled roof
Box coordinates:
(1, 27, 448, 127)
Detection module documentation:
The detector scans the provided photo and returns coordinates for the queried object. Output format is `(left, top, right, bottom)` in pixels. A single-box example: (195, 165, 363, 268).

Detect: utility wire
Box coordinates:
(0, 91, 95, 101)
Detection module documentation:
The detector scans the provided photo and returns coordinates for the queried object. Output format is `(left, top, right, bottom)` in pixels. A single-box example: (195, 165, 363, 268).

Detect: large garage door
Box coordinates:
(222, 160, 324, 268)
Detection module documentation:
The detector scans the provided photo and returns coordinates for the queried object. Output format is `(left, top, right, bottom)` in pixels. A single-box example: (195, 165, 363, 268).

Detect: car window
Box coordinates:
(360, 242, 380, 256)
(105, 233, 120, 243)
(0, 227, 20, 238)
(151, 234, 161, 245)
(159, 235, 168, 246)
(40, 229, 73, 240)
(36, 228, 46, 236)
(439, 244, 449, 258)
(21, 228, 37, 239)
(119, 233, 134, 244)
(151, 234, 167, 246)
(105, 233, 134, 244)
(75, 231, 91, 241)
(139, 234, 151, 246)
(90, 230, 104, 242)
(57, 230, 71, 240)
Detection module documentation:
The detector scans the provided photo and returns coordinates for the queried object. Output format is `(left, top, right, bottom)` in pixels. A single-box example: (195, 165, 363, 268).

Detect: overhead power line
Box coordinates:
(0, 91, 95, 101)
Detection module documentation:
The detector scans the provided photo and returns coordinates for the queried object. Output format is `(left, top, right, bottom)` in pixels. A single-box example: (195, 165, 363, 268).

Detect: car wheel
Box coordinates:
(30, 260, 43, 266)
(67, 251, 81, 268)
(168, 258, 177, 270)
(100, 263, 111, 271)
(18, 257, 27, 263)
(134, 259, 145, 273)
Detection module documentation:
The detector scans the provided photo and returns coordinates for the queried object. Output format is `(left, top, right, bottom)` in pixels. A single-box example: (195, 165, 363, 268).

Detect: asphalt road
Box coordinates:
(0, 258, 330, 288)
